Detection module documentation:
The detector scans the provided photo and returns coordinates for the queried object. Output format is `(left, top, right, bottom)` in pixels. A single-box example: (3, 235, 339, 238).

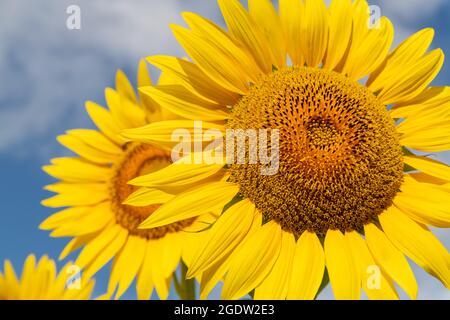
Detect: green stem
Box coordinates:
(174, 262, 196, 300)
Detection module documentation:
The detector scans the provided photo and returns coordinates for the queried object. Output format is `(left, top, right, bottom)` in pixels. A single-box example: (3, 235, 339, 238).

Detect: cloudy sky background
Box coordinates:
(0, 0, 448, 299)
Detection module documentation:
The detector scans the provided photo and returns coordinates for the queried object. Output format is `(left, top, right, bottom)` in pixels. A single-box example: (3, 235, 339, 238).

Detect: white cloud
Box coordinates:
(376, 0, 446, 23)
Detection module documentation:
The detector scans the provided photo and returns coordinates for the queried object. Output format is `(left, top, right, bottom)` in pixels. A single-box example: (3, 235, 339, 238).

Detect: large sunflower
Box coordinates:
(41, 60, 214, 299)
(123, 0, 450, 300)
(0, 255, 94, 300)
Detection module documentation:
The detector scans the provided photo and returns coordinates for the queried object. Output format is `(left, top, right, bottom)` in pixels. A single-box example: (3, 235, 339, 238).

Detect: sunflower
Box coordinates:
(41, 60, 214, 300)
(0, 255, 94, 300)
(122, 0, 450, 300)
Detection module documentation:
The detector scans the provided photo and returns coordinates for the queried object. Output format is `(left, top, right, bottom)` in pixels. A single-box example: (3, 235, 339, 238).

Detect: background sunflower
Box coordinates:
(40, 60, 218, 300)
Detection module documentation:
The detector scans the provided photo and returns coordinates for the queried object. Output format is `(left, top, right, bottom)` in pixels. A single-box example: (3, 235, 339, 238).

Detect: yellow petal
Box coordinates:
(139, 85, 228, 121)
(3, 260, 19, 289)
(404, 155, 450, 182)
(379, 207, 450, 288)
(396, 105, 450, 136)
(364, 223, 418, 299)
(218, 0, 274, 73)
(407, 172, 450, 188)
(391, 101, 450, 120)
(335, 0, 368, 72)
(109, 236, 146, 299)
(300, 0, 329, 67)
(44, 182, 105, 194)
(43, 157, 111, 183)
(287, 231, 325, 300)
(222, 221, 282, 300)
(136, 243, 154, 300)
(42, 183, 108, 208)
(138, 59, 162, 116)
(183, 212, 218, 233)
(343, 17, 394, 80)
(115, 69, 137, 103)
(129, 156, 224, 188)
(147, 55, 239, 106)
(396, 85, 450, 108)
(324, 0, 353, 70)
(181, 228, 207, 268)
(390, 87, 450, 119)
(158, 232, 183, 278)
(122, 120, 225, 148)
(138, 58, 152, 88)
(105, 88, 147, 130)
(75, 224, 123, 271)
(50, 205, 111, 236)
(401, 137, 450, 153)
(17, 255, 33, 298)
(350, 0, 370, 47)
(187, 199, 256, 278)
(51, 263, 73, 297)
(395, 176, 450, 227)
(345, 231, 398, 300)
(83, 228, 128, 280)
(199, 213, 263, 300)
(398, 111, 450, 152)
(183, 12, 260, 77)
(85, 101, 123, 144)
(171, 23, 250, 94)
(40, 206, 88, 230)
(123, 188, 174, 207)
(67, 129, 122, 155)
(199, 253, 232, 300)
(139, 182, 239, 229)
(34, 256, 54, 298)
(248, 0, 286, 68)
(255, 230, 295, 300)
(147, 239, 171, 300)
(324, 229, 360, 300)
(59, 234, 96, 260)
(57, 134, 117, 164)
(279, 0, 303, 66)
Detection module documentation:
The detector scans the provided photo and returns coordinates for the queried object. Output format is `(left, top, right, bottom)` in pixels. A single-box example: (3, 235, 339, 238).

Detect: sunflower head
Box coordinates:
(0, 255, 94, 300)
(40, 60, 211, 300)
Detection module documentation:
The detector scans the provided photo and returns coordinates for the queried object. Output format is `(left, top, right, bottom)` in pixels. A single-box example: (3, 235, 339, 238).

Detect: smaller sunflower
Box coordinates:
(41, 60, 214, 299)
(0, 255, 94, 300)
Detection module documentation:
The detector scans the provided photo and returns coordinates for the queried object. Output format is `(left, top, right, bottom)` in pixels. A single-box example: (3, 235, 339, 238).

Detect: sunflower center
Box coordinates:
(228, 67, 404, 235)
(110, 143, 195, 239)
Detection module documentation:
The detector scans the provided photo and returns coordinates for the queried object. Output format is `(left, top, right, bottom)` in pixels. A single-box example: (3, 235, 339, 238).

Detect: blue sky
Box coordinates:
(0, 0, 449, 299)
